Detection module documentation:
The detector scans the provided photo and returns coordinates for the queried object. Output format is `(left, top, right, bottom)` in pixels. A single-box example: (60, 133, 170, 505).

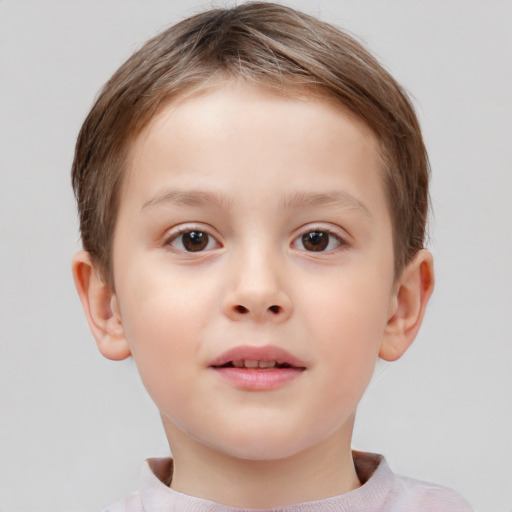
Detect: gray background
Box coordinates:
(0, 1, 511, 511)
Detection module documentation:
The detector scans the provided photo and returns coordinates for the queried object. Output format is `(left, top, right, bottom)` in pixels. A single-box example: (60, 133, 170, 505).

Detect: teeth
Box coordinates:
(230, 360, 278, 368)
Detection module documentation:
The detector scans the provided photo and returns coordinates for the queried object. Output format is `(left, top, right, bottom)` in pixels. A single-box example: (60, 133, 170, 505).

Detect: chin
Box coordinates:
(206, 426, 324, 462)
(219, 442, 306, 462)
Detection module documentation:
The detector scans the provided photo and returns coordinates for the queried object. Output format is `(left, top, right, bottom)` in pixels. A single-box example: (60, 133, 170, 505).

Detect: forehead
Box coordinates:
(129, 78, 381, 159)
(120, 81, 387, 217)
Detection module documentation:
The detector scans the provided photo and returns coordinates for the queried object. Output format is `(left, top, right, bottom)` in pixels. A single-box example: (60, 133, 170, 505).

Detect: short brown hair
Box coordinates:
(72, 2, 429, 287)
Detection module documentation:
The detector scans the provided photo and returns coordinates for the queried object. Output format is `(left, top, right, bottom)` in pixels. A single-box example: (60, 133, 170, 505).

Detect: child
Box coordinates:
(71, 3, 473, 510)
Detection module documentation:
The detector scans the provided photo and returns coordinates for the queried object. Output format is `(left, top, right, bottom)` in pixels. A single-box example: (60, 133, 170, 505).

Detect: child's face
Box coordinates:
(111, 83, 398, 460)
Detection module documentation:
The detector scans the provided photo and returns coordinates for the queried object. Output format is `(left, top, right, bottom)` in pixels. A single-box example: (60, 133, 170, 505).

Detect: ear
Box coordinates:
(379, 250, 435, 361)
(71, 251, 131, 361)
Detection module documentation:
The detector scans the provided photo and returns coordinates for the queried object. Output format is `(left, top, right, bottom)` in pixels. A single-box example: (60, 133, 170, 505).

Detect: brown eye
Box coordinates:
(294, 229, 344, 252)
(181, 231, 209, 251)
(301, 231, 329, 251)
(169, 230, 219, 252)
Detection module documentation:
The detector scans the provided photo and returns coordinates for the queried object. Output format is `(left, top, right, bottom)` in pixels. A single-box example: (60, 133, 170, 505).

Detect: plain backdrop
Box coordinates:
(0, 1, 511, 511)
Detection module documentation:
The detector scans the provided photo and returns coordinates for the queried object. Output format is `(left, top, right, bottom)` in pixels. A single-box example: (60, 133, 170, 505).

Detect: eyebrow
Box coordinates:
(142, 188, 371, 218)
(280, 191, 371, 218)
(142, 189, 234, 210)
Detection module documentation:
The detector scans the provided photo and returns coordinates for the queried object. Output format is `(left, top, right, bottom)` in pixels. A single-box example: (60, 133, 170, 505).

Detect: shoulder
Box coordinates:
(388, 473, 474, 512)
(353, 451, 474, 512)
(101, 457, 173, 512)
(102, 491, 143, 512)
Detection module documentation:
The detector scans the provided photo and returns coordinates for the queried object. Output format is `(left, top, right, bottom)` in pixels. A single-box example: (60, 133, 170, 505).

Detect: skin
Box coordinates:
(73, 82, 434, 508)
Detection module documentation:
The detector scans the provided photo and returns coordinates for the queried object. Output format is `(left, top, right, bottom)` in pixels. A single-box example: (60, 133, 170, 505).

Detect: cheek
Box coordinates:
(115, 268, 216, 405)
(305, 271, 390, 342)
(118, 258, 215, 338)
(304, 273, 391, 392)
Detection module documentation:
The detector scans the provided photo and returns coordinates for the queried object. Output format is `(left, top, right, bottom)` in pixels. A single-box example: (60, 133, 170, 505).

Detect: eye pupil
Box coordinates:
(183, 231, 208, 252)
(302, 231, 329, 251)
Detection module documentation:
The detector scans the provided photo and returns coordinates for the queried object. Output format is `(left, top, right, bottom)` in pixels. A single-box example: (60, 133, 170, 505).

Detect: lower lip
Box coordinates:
(211, 367, 305, 391)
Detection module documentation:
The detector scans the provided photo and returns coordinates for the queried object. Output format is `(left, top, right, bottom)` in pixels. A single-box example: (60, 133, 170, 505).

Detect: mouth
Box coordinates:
(216, 360, 297, 369)
(209, 345, 306, 370)
(209, 345, 306, 391)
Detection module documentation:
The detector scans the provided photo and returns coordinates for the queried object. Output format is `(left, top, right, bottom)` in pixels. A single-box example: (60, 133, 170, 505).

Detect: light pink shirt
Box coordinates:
(104, 451, 474, 511)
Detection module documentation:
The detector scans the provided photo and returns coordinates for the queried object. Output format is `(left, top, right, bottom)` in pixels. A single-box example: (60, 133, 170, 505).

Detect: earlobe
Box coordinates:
(380, 250, 435, 361)
(71, 251, 132, 361)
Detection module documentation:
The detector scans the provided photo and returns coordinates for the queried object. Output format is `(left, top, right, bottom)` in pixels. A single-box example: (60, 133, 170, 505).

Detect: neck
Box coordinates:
(163, 417, 360, 508)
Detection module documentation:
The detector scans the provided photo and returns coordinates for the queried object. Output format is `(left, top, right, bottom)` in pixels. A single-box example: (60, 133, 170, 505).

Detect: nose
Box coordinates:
(221, 253, 293, 323)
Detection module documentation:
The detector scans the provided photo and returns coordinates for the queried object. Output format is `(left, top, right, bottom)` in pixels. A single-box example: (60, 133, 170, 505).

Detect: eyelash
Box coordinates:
(165, 226, 221, 253)
(292, 226, 346, 253)
(164, 225, 347, 253)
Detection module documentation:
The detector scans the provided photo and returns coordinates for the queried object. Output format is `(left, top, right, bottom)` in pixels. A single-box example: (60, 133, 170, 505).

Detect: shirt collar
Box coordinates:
(139, 451, 395, 512)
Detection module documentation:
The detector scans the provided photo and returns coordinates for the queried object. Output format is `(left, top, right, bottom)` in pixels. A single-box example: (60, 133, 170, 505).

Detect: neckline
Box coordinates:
(139, 451, 394, 511)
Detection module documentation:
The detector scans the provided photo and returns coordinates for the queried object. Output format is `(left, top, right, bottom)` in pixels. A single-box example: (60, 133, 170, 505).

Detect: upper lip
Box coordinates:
(209, 345, 307, 368)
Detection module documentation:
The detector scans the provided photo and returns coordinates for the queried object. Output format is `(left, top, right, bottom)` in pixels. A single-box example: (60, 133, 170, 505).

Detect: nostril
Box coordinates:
(235, 305, 249, 314)
(268, 305, 281, 314)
